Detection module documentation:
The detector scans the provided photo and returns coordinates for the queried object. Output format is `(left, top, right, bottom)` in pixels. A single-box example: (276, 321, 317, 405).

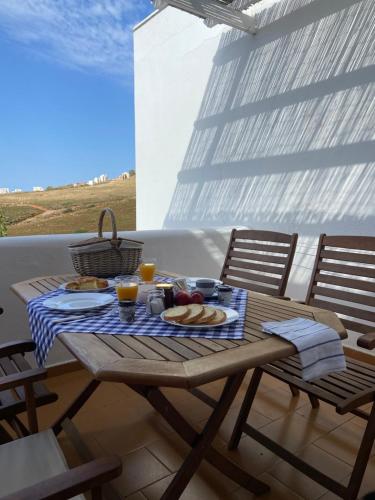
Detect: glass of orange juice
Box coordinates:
(115, 275, 139, 301)
(139, 258, 156, 282)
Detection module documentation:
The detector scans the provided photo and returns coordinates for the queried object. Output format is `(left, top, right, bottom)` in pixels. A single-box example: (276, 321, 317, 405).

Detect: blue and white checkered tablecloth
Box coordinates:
(27, 277, 247, 366)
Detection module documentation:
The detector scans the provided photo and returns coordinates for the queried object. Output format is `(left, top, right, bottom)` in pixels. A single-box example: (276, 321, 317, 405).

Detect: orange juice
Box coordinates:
(116, 282, 138, 301)
(140, 262, 156, 282)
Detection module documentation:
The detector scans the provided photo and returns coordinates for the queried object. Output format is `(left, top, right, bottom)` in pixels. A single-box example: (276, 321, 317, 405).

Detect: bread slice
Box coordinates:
(164, 306, 189, 322)
(179, 304, 205, 324)
(96, 278, 109, 289)
(66, 277, 108, 290)
(208, 309, 227, 325)
(195, 306, 217, 324)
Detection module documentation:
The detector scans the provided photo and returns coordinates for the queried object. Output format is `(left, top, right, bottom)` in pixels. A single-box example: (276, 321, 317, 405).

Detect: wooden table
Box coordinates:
(12, 273, 347, 499)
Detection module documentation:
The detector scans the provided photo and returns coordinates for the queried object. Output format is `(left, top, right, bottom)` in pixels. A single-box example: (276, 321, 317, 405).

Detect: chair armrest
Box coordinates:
(0, 340, 36, 357)
(357, 333, 375, 350)
(2, 456, 122, 500)
(0, 368, 47, 391)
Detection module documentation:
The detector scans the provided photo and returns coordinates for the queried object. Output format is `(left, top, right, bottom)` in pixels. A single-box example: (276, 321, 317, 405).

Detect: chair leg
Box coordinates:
(289, 384, 300, 397)
(0, 423, 13, 444)
(228, 367, 263, 450)
(345, 402, 375, 500)
(308, 393, 320, 409)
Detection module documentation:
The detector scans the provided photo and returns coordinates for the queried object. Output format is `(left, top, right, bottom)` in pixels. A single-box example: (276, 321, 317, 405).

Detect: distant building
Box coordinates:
(0, 188, 10, 194)
(33, 186, 44, 192)
(13, 189, 22, 193)
(87, 174, 108, 186)
(119, 172, 130, 180)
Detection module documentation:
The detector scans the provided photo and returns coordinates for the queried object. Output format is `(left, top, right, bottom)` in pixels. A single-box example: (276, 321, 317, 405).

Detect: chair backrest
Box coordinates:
(220, 229, 298, 296)
(305, 234, 375, 335)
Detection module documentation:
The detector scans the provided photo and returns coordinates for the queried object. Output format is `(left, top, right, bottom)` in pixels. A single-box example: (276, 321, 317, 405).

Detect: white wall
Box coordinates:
(0, 229, 231, 366)
(134, 0, 375, 300)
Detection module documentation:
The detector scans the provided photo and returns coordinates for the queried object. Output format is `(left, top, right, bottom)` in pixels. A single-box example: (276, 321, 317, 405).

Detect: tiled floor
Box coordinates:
(29, 369, 375, 499)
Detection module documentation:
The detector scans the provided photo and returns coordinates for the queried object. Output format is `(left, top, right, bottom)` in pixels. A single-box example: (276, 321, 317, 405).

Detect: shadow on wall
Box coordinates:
(163, 0, 375, 244)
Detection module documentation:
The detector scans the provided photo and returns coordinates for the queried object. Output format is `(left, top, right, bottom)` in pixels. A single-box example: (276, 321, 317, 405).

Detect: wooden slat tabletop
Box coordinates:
(11, 273, 347, 389)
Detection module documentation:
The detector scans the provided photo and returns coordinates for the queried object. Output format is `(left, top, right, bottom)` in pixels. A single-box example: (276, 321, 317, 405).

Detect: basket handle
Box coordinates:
(98, 208, 118, 240)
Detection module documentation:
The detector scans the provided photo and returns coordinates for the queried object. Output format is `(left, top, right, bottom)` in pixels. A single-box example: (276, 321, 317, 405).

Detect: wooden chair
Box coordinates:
(228, 234, 375, 500)
(0, 339, 58, 441)
(220, 229, 298, 297)
(0, 358, 122, 499)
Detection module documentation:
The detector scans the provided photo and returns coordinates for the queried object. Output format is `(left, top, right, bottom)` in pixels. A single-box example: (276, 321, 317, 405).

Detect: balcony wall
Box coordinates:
(134, 1, 375, 296)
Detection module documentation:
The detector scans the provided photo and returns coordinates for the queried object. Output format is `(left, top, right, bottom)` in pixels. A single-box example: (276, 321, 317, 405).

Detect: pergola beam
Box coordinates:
(154, 0, 257, 34)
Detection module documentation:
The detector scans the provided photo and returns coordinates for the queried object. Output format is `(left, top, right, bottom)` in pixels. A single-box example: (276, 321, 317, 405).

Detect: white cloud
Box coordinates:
(0, 0, 152, 80)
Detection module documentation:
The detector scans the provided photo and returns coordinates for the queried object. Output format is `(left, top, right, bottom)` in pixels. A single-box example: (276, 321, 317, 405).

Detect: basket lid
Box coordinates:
(69, 236, 143, 249)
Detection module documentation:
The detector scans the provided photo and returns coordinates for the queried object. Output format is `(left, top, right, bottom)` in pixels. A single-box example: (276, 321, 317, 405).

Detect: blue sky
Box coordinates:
(0, 0, 153, 191)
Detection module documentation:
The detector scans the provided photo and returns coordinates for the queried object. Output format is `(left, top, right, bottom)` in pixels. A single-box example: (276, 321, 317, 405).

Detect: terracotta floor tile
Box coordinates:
(147, 436, 190, 472)
(112, 447, 170, 497)
(93, 413, 173, 457)
(142, 460, 239, 500)
(125, 492, 147, 500)
(216, 405, 272, 443)
(232, 472, 304, 500)
(224, 436, 280, 476)
(296, 400, 353, 432)
(162, 388, 214, 423)
(251, 389, 307, 421)
(269, 444, 351, 500)
(257, 373, 290, 393)
(314, 419, 374, 467)
(260, 411, 332, 453)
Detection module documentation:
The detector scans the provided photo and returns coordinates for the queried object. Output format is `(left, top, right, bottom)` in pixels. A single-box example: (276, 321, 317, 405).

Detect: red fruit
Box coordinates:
(191, 291, 204, 304)
(175, 291, 192, 306)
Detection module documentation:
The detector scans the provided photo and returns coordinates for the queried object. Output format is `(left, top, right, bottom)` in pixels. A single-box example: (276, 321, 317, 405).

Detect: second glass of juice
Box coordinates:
(115, 275, 139, 301)
(139, 259, 156, 282)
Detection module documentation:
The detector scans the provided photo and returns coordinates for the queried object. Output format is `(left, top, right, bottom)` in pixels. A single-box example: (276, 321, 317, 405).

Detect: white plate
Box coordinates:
(43, 293, 115, 312)
(59, 279, 115, 293)
(160, 305, 239, 329)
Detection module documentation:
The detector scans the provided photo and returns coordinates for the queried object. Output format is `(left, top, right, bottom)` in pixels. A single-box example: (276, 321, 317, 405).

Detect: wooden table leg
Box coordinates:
(130, 373, 270, 499)
(52, 379, 101, 435)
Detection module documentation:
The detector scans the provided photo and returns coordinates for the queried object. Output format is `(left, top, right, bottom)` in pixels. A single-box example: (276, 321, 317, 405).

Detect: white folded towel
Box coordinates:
(262, 317, 346, 381)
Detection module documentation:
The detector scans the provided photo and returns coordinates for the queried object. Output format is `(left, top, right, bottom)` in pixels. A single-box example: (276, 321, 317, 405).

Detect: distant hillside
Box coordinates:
(0, 177, 135, 236)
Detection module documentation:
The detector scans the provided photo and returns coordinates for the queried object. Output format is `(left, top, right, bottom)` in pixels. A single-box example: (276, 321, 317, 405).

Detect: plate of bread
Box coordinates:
(60, 277, 115, 293)
(161, 304, 239, 328)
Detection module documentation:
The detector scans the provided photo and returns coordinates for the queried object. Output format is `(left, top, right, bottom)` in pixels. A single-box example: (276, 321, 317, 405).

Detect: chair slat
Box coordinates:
(318, 261, 375, 278)
(270, 360, 355, 398)
(323, 235, 375, 251)
(224, 268, 280, 286)
(316, 273, 375, 293)
(321, 250, 375, 265)
(225, 259, 284, 275)
(232, 241, 290, 254)
(233, 229, 293, 244)
(229, 250, 287, 265)
(310, 298, 375, 323)
(342, 319, 374, 334)
(224, 277, 277, 295)
(312, 285, 375, 308)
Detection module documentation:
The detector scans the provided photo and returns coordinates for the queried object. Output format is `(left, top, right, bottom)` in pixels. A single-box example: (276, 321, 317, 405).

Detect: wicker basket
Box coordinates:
(69, 208, 143, 278)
